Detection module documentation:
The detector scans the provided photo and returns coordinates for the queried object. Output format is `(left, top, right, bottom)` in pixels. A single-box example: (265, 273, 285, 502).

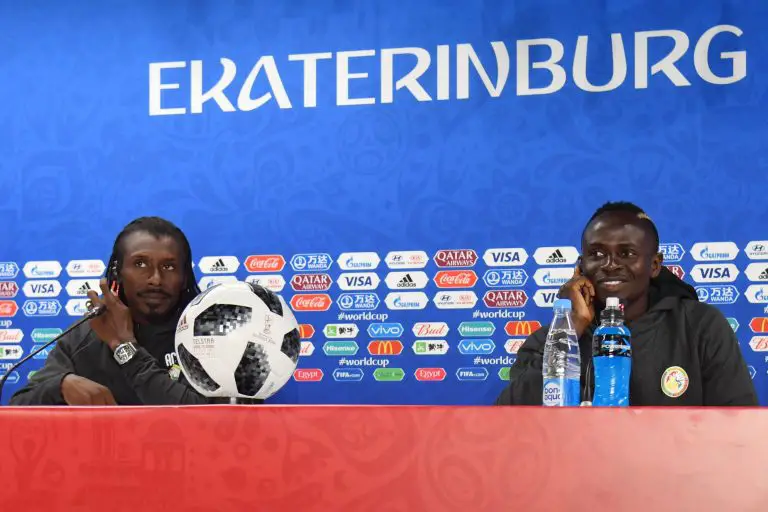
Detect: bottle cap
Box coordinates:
(605, 297, 620, 308)
(553, 298, 572, 310)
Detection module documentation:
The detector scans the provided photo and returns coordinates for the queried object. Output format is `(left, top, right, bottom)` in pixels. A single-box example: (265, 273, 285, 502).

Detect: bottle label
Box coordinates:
(543, 379, 563, 406)
(593, 357, 631, 406)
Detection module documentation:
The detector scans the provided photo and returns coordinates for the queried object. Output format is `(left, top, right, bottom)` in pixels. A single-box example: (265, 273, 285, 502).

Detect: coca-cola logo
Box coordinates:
(412, 322, 449, 337)
(290, 294, 332, 312)
(433, 249, 478, 268)
(0, 301, 17, 317)
(483, 290, 528, 308)
(290, 273, 332, 291)
(245, 255, 286, 272)
(433, 270, 478, 288)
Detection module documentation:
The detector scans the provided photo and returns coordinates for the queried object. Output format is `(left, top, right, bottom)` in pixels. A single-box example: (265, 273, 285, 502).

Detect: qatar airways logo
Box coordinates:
(148, 25, 746, 116)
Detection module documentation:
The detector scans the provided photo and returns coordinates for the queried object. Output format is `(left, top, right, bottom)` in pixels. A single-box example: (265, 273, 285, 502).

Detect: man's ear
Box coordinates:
(650, 252, 663, 278)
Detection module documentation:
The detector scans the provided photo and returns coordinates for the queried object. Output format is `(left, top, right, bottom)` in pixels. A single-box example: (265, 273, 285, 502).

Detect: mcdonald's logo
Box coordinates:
(750, 317, 768, 333)
(504, 321, 542, 337)
(367, 340, 404, 355)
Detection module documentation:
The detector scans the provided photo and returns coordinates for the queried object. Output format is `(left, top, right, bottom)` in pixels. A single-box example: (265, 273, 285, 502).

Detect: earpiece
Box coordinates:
(110, 263, 121, 295)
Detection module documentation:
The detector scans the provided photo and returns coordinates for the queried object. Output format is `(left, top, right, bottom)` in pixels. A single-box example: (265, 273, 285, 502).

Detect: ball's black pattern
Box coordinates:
(247, 282, 301, 364)
(193, 304, 252, 336)
(245, 282, 283, 315)
(177, 343, 220, 393)
(234, 342, 271, 396)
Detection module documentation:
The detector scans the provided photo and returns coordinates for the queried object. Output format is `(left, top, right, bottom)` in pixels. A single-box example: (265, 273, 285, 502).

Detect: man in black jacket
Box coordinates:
(497, 202, 757, 406)
(11, 217, 213, 405)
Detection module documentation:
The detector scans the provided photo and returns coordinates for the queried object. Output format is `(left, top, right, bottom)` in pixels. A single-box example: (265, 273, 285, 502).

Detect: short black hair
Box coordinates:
(106, 216, 200, 311)
(582, 201, 660, 252)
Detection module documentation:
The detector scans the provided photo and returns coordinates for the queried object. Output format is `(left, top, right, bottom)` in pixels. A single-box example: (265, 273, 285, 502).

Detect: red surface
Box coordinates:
(0, 406, 767, 510)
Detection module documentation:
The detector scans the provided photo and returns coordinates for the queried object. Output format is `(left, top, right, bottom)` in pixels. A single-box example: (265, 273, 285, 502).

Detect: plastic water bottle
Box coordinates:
(542, 299, 581, 406)
(592, 297, 632, 406)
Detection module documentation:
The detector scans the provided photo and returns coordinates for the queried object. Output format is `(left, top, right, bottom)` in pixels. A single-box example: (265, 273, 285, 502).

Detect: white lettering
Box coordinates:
(573, 34, 627, 92)
(288, 52, 333, 107)
(381, 48, 431, 103)
(694, 24, 746, 85)
(238, 56, 292, 110)
(635, 30, 690, 89)
(457, 42, 509, 99)
(337, 50, 376, 106)
(190, 58, 236, 114)
(436, 44, 450, 100)
(517, 39, 566, 96)
(148, 61, 187, 116)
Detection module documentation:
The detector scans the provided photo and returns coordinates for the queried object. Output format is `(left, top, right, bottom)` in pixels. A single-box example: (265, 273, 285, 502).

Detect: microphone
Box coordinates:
(0, 303, 107, 403)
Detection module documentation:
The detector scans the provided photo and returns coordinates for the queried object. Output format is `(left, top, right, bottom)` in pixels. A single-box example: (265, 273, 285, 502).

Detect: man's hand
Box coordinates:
(61, 374, 117, 405)
(87, 278, 135, 351)
(557, 265, 596, 338)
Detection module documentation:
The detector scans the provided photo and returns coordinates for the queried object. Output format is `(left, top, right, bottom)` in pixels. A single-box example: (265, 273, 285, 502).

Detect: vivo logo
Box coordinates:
(367, 323, 404, 338)
(457, 339, 496, 355)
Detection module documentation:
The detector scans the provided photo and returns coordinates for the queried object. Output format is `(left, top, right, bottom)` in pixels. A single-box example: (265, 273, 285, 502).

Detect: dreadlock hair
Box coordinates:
(582, 201, 660, 252)
(106, 216, 200, 311)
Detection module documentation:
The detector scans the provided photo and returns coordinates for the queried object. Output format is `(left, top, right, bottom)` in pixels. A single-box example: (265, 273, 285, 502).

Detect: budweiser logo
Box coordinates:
(412, 322, 449, 337)
(433, 249, 478, 268)
(245, 255, 286, 272)
(291, 273, 332, 291)
(0, 329, 22, 342)
(290, 294, 331, 312)
(434, 270, 478, 288)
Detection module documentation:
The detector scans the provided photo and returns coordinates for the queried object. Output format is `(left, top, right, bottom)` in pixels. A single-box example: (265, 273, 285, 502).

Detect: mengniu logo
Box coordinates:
(505, 321, 542, 336)
(293, 368, 324, 382)
(298, 324, 315, 339)
(414, 368, 446, 382)
(0, 301, 19, 317)
(750, 317, 768, 333)
(368, 340, 404, 355)
(245, 254, 285, 272)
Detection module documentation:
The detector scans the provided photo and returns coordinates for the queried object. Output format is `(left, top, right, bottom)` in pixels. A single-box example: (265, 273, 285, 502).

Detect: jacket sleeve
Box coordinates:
(9, 336, 79, 406)
(495, 330, 546, 405)
(118, 347, 211, 405)
(697, 305, 758, 406)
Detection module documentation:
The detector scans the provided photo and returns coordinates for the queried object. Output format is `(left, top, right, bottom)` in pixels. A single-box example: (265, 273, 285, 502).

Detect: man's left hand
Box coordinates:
(87, 278, 135, 351)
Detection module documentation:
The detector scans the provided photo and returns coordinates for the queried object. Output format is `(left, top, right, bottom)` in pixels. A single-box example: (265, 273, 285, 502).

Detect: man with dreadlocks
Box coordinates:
(496, 201, 757, 406)
(11, 217, 215, 405)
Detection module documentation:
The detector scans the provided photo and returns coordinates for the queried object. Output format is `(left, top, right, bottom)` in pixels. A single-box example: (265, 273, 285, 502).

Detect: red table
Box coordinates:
(0, 406, 766, 510)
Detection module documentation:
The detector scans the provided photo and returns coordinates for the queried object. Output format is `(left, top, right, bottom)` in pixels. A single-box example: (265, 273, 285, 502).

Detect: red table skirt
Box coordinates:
(0, 406, 766, 510)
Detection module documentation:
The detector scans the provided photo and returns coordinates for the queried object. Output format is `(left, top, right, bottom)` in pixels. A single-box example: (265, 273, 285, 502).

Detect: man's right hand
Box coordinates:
(557, 265, 596, 338)
(61, 374, 117, 406)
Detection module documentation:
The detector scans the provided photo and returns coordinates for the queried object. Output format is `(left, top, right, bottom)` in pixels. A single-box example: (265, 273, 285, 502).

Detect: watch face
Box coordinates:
(115, 343, 136, 364)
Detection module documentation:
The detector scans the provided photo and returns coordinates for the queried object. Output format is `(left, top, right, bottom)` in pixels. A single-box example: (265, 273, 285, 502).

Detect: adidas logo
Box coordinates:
(759, 268, 768, 280)
(546, 249, 566, 264)
(76, 282, 92, 295)
(177, 314, 189, 333)
(210, 258, 228, 272)
(397, 274, 417, 288)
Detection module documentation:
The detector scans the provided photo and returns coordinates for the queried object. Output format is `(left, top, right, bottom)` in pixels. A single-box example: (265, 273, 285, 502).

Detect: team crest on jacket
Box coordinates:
(661, 366, 689, 398)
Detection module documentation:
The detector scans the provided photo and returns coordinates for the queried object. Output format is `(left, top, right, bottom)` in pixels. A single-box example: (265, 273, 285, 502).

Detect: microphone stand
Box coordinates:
(0, 305, 106, 403)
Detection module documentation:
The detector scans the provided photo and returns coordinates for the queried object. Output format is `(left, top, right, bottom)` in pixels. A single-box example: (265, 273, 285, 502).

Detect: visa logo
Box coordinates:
(32, 284, 55, 293)
(493, 253, 520, 264)
(457, 339, 495, 355)
(692, 264, 739, 283)
(366, 323, 404, 338)
(345, 276, 373, 287)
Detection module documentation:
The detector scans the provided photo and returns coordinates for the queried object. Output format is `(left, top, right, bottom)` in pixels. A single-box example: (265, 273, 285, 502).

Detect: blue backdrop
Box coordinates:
(0, 0, 766, 405)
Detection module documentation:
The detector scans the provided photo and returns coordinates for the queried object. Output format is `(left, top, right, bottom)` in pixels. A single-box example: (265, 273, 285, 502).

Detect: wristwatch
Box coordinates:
(113, 341, 138, 365)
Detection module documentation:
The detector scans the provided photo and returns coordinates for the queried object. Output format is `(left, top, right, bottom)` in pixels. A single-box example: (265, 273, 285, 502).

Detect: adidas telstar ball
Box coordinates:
(174, 281, 301, 400)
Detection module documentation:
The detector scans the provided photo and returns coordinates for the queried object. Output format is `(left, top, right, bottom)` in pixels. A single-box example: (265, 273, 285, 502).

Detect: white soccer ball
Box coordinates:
(174, 281, 300, 400)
